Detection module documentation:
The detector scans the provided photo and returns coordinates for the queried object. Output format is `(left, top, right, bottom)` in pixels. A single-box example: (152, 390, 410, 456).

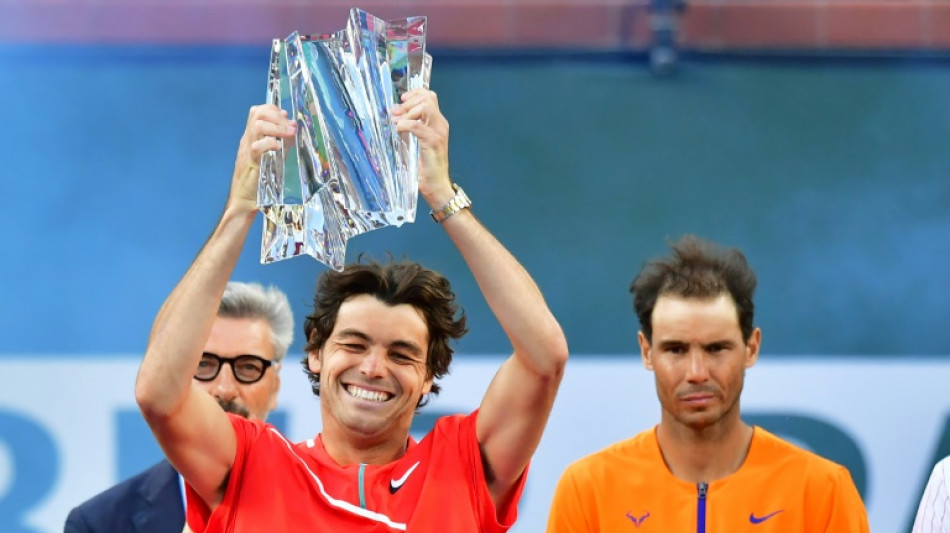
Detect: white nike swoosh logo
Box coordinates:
(390, 461, 421, 491)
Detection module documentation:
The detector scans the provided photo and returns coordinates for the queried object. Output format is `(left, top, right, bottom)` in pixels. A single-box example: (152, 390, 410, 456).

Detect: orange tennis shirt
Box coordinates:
(185, 409, 525, 533)
(546, 426, 869, 532)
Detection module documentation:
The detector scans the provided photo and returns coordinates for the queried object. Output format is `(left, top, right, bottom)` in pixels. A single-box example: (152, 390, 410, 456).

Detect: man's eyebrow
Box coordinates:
(335, 330, 424, 357)
(390, 340, 423, 357)
(656, 340, 688, 348)
(703, 340, 736, 349)
(336, 329, 372, 342)
(703, 339, 736, 350)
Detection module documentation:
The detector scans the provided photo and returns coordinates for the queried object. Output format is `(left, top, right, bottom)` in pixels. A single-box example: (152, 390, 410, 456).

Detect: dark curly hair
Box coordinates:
(301, 259, 468, 407)
(630, 235, 757, 342)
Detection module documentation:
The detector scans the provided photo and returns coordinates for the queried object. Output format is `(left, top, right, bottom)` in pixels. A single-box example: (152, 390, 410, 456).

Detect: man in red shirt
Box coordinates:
(136, 88, 569, 532)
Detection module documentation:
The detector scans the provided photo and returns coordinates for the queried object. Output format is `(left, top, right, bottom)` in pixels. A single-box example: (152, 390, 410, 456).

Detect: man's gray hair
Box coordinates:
(219, 281, 294, 362)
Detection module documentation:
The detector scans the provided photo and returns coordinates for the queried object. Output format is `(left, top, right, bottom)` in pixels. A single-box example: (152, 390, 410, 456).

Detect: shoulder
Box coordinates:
(74, 461, 174, 508)
(750, 427, 855, 484)
(931, 455, 950, 476)
(229, 412, 269, 435)
(66, 461, 177, 527)
(916, 455, 950, 527)
(926, 455, 950, 489)
(231, 416, 306, 470)
(752, 428, 837, 465)
(424, 411, 478, 441)
(560, 430, 658, 485)
(230, 413, 287, 451)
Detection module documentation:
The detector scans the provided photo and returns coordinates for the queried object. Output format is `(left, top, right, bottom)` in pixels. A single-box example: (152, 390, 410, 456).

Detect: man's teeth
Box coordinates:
(347, 385, 389, 402)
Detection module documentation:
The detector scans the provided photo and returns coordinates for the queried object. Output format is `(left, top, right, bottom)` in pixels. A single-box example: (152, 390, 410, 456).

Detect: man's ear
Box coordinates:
(638, 331, 654, 370)
(745, 328, 762, 369)
(308, 350, 322, 374)
(422, 375, 433, 397)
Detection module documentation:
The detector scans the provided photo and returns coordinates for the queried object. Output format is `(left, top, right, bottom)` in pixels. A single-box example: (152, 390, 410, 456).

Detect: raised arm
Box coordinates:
(134, 105, 296, 507)
(394, 90, 569, 508)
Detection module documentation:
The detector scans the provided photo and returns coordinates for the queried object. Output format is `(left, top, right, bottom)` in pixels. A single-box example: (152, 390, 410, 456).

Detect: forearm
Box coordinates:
(394, 87, 566, 365)
(397, 87, 567, 369)
(439, 209, 568, 375)
(136, 204, 255, 416)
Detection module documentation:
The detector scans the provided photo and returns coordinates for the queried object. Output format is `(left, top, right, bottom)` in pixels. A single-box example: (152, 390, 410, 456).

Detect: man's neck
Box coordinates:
(655, 414, 754, 484)
(320, 428, 410, 466)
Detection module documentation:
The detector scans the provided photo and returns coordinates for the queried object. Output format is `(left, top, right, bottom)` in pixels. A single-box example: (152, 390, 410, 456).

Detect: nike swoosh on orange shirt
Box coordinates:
(749, 510, 784, 524)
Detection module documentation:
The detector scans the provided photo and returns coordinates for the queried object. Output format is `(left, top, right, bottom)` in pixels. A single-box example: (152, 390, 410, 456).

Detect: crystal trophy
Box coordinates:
(258, 8, 431, 271)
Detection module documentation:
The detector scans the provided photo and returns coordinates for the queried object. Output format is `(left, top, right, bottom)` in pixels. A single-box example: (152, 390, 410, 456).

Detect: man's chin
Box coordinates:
(340, 415, 393, 440)
(675, 410, 723, 431)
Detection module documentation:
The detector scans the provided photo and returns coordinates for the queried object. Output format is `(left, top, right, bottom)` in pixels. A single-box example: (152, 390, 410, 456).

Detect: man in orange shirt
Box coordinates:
(546, 236, 869, 532)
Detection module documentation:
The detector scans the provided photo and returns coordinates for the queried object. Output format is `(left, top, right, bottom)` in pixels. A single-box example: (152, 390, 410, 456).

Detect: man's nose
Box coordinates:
(685, 350, 710, 383)
(213, 364, 240, 400)
(358, 348, 386, 378)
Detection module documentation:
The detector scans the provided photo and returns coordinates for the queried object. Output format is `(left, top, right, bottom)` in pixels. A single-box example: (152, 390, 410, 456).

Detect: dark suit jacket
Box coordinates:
(64, 460, 185, 533)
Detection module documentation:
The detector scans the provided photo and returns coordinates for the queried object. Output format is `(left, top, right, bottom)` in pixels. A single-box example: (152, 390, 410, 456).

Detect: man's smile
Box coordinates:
(345, 384, 393, 403)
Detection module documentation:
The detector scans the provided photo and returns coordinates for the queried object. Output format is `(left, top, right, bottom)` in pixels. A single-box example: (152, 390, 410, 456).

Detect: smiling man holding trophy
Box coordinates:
(135, 8, 569, 533)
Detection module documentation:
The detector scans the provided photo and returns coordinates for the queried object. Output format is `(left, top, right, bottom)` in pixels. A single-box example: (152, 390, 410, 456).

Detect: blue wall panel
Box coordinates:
(2, 48, 949, 357)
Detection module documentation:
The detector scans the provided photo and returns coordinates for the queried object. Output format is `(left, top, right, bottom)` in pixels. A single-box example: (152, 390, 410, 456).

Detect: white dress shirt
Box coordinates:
(915, 456, 950, 533)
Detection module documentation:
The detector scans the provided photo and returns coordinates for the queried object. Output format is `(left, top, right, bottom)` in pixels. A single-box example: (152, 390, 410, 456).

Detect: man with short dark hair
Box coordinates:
(64, 281, 292, 533)
(135, 89, 568, 532)
(546, 235, 869, 532)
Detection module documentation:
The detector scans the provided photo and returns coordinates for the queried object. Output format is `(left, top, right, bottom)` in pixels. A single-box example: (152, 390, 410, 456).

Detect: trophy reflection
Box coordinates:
(258, 8, 431, 271)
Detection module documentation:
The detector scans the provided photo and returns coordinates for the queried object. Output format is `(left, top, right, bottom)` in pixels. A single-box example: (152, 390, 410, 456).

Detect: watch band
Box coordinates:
(429, 184, 472, 223)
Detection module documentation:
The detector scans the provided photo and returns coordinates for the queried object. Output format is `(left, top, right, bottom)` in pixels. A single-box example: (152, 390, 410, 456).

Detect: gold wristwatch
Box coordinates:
(429, 184, 472, 223)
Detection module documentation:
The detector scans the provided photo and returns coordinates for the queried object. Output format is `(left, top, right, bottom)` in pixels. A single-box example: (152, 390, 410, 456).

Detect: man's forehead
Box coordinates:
(205, 316, 276, 359)
(654, 292, 738, 312)
(651, 293, 741, 331)
(335, 295, 428, 328)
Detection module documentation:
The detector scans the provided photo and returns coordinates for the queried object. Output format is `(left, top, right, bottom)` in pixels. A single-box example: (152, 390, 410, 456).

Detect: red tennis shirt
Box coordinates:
(186, 409, 525, 532)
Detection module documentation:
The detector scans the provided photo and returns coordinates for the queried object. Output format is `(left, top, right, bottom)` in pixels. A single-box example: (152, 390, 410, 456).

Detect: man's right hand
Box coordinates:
(228, 104, 296, 213)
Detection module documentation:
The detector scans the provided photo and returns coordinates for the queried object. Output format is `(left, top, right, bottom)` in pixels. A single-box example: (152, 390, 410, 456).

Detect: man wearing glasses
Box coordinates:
(64, 281, 293, 533)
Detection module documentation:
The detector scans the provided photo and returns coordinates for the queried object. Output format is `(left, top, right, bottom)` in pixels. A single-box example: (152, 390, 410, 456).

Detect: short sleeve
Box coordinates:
(442, 410, 529, 531)
(185, 414, 269, 532)
(824, 465, 870, 533)
(546, 465, 592, 533)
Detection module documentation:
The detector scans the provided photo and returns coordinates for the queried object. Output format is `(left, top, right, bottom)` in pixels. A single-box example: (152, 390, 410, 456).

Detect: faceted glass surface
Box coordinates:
(258, 8, 431, 270)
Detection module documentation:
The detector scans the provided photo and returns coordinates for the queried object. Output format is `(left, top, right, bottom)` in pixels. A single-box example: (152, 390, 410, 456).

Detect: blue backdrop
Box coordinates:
(2, 45, 950, 533)
(3, 47, 949, 358)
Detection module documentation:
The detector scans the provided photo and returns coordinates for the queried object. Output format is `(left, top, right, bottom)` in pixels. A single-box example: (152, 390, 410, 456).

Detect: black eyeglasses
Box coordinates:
(195, 353, 274, 384)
